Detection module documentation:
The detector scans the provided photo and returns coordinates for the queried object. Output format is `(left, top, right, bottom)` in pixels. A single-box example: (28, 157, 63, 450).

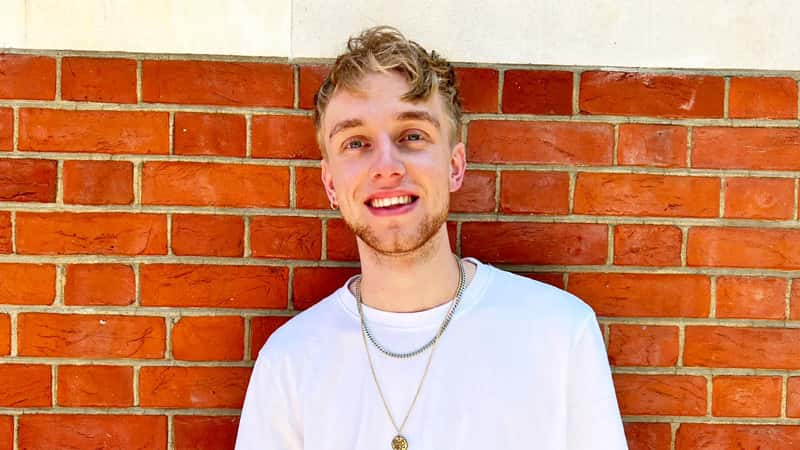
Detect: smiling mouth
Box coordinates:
(366, 195, 419, 209)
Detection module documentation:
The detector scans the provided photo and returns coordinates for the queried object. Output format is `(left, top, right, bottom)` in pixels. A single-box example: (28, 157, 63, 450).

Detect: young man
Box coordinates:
(236, 27, 627, 450)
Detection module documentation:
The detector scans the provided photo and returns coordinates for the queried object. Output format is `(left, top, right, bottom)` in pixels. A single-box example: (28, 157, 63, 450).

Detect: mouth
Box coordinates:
(364, 194, 420, 214)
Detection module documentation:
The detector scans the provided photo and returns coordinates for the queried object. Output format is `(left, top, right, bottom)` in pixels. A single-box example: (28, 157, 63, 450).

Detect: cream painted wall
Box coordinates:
(2, 0, 799, 70)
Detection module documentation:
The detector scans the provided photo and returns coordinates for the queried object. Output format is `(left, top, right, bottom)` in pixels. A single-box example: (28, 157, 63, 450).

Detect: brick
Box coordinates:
(692, 127, 800, 170)
(327, 218, 359, 261)
(252, 115, 319, 159)
(500, 171, 569, 214)
(139, 366, 251, 408)
(793, 281, 800, 320)
(624, 423, 671, 450)
(61, 57, 137, 103)
(0, 416, 10, 450)
(687, 227, 800, 269)
(57, 365, 133, 407)
(142, 60, 293, 107)
(462, 222, 607, 265)
(174, 416, 239, 450)
(174, 112, 246, 157)
(618, 124, 687, 167)
(251, 316, 293, 358)
(608, 324, 679, 366)
(296, 166, 328, 209)
(293, 267, 360, 311)
(298, 64, 330, 110)
(455, 67, 499, 113)
(568, 273, 710, 317)
(16, 212, 166, 255)
(63, 160, 133, 205)
(250, 216, 322, 259)
(19, 414, 167, 450)
(142, 162, 289, 207)
(0, 263, 55, 305)
(467, 120, 613, 164)
(0, 55, 55, 100)
(171, 214, 243, 257)
(684, 326, 800, 369)
(0, 212, 8, 253)
(580, 71, 724, 118)
(712, 376, 782, 417)
(518, 272, 565, 289)
(18, 313, 165, 359)
(19, 108, 169, 154)
(502, 70, 572, 115)
(716, 276, 787, 320)
(0, 314, 8, 355)
(0, 364, 51, 407)
(724, 177, 794, 220)
(0, 108, 12, 150)
(614, 224, 682, 266)
(574, 173, 719, 217)
(0, 158, 57, 202)
(65, 264, 135, 306)
(789, 377, 800, 417)
(614, 374, 706, 416)
(140, 264, 288, 309)
(730, 77, 798, 119)
(452, 170, 496, 213)
(172, 316, 244, 361)
(676, 424, 800, 450)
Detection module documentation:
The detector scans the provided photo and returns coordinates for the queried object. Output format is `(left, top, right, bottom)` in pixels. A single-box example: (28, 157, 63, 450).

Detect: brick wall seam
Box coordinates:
(723, 77, 731, 119)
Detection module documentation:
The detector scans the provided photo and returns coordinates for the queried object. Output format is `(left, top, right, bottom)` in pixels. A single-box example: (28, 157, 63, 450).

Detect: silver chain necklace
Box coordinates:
(355, 256, 466, 359)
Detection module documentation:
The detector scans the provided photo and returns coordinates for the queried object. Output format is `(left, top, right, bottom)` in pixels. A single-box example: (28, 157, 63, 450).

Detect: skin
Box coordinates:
(320, 71, 476, 313)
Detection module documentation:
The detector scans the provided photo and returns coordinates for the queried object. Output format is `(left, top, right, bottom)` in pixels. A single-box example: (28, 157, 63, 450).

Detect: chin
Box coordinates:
(347, 214, 447, 257)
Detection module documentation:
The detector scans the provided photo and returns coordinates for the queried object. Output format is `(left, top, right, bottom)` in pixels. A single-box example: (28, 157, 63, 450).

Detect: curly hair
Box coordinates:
(312, 26, 462, 156)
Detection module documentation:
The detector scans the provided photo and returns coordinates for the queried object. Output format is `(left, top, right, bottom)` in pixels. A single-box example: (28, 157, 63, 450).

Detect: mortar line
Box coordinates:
(51, 364, 58, 408)
(321, 219, 328, 260)
(56, 160, 64, 205)
(782, 375, 789, 419)
(12, 106, 19, 152)
(494, 168, 501, 213)
(10, 211, 16, 254)
(680, 225, 689, 267)
(719, 176, 726, 218)
(55, 56, 62, 101)
(677, 324, 686, 367)
(572, 70, 581, 115)
(165, 315, 174, 360)
(133, 262, 141, 307)
(168, 413, 175, 450)
(136, 60, 143, 103)
(797, 79, 800, 121)
(243, 315, 252, 361)
(706, 374, 713, 416)
(794, 178, 799, 221)
(612, 123, 619, 165)
(9, 311, 17, 357)
(166, 214, 173, 256)
(670, 422, 678, 450)
(132, 365, 140, 406)
(13, 414, 18, 450)
(293, 65, 300, 110)
(606, 224, 614, 265)
(686, 127, 693, 168)
(723, 77, 731, 119)
(243, 216, 252, 258)
(456, 221, 462, 256)
(245, 113, 253, 158)
(568, 172, 577, 214)
(168, 112, 175, 155)
(289, 166, 297, 209)
(709, 276, 718, 318)
(287, 265, 295, 311)
(133, 160, 143, 207)
(497, 68, 505, 113)
(787, 278, 794, 320)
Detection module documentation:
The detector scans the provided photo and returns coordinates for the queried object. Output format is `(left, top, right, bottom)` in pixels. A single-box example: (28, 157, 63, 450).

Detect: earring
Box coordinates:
(330, 197, 338, 210)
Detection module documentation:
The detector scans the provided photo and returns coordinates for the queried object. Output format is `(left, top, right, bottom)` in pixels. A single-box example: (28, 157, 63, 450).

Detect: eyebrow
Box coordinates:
(396, 110, 440, 129)
(328, 118, 364, 140)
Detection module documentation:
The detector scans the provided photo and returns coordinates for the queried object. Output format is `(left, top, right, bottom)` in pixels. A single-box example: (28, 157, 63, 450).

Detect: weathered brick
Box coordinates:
(298, 64, 330, 110)
(174, 112, 246, 157)
(16, 212, 167, 255)
(0, 55, 55, 100)
(676, 424, 800, 450)
(729, 77, 798, 119)
(684, 326, 800, 369)
(65, 264, 135, 306)
(688, 227, 800, 269)
(462, 223, 607, 265)
(517, 272, 565, 289)
(580, 71, 724, 118)
(0, 416, 10, 450)
(618, 124, 687, 167)
(57, 365, 133, 407)
(174, 416, 239, 450)
(614, 224, 682, 266)
(467, 120, 613, 164)
(171, 214, 244, 257)
(455, 67, 499, 113)
(716, 276, 787, 320)
(0, 263, 56, 305)
(792, 280, 800, 320)
(608, 324, 679, 366)
(19, 415, 167, 450)
(295, 166, 328, 209)
(0, 314, 8, 355)
(142, 162, 289, 207)
(452, 170, 496, 213)
(614, 374, 707, 416)
(788, 377, 800, 417)
(692, 127, 800, 170)
(140, 264, 288, 309)
(712, 376, 782, 417)
(172, 316, 244, 361)
(326, 218, 359, 261)
(502, 70, 572, 115)
(0, 158, 57, 202)
(500, 171, 569, 215)
(568, 273, 710, 317)
(292, 267, 360, 311)
(142, 60, 293, 107)
(63, 160, 133, 205)
(0, 108, 12, 150)
(139, 366, 250, 408)
(0, 212, 8, 253)
(0, 364, 51, 407)
(251, 316, 292, 358)
(252, 114, 319, 159)
(624, 423, 671, 450)
(18, 313, 165, 359)
(250, 216, 322, 259)
(61, 57, 137, 103)
(19, 108, 169, 154)
(724, 177, 794, 220)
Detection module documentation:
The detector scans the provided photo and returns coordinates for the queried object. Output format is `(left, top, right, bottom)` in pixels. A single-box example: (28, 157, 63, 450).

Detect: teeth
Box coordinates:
(370, 195, 414, 208)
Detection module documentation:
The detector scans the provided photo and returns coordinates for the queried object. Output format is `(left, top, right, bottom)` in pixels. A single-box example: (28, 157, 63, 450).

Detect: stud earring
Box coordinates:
(330, 197, 338, 210)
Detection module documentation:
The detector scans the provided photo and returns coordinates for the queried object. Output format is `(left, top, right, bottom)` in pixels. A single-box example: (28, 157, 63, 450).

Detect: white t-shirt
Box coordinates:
(236, 258, 628, 450)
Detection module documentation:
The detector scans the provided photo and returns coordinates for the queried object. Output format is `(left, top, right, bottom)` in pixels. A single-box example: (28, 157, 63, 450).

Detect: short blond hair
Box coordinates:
(313, 26, 462, 157)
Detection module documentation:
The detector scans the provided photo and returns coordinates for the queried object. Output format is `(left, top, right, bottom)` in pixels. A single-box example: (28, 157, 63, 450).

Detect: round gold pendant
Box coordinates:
(391, 435, 408, 450)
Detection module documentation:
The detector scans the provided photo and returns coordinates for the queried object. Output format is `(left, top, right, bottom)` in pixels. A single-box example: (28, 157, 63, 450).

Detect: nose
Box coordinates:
(368, 133, 406, 182)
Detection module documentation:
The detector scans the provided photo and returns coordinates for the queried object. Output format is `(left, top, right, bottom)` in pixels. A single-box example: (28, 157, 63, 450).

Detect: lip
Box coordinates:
(364, 190, 420, 217)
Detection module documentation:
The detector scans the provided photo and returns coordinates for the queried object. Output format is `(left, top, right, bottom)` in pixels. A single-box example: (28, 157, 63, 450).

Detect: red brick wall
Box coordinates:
(1, 52, 799, 449)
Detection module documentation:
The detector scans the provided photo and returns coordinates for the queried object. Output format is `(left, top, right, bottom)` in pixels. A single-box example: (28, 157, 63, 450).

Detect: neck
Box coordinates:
(354, 226, 472, 313)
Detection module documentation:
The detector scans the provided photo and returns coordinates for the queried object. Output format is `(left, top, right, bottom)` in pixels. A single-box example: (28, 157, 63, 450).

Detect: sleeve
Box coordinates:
(235, 349, 303, 450)
(566, 314, 628, 450)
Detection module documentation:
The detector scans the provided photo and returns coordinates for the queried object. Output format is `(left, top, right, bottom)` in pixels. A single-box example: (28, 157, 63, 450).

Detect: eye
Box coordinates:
(400, 131, 426, 143)
(343, 138, 368, 151)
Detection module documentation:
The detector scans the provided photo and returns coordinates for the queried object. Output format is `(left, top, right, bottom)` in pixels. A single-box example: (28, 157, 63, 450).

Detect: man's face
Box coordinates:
(320, 71, 466, 256)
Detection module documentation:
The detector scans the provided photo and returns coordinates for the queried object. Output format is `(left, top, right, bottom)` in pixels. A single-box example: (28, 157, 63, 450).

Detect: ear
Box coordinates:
(320, 159, 337, 203)
(448, 142, 467, 192)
